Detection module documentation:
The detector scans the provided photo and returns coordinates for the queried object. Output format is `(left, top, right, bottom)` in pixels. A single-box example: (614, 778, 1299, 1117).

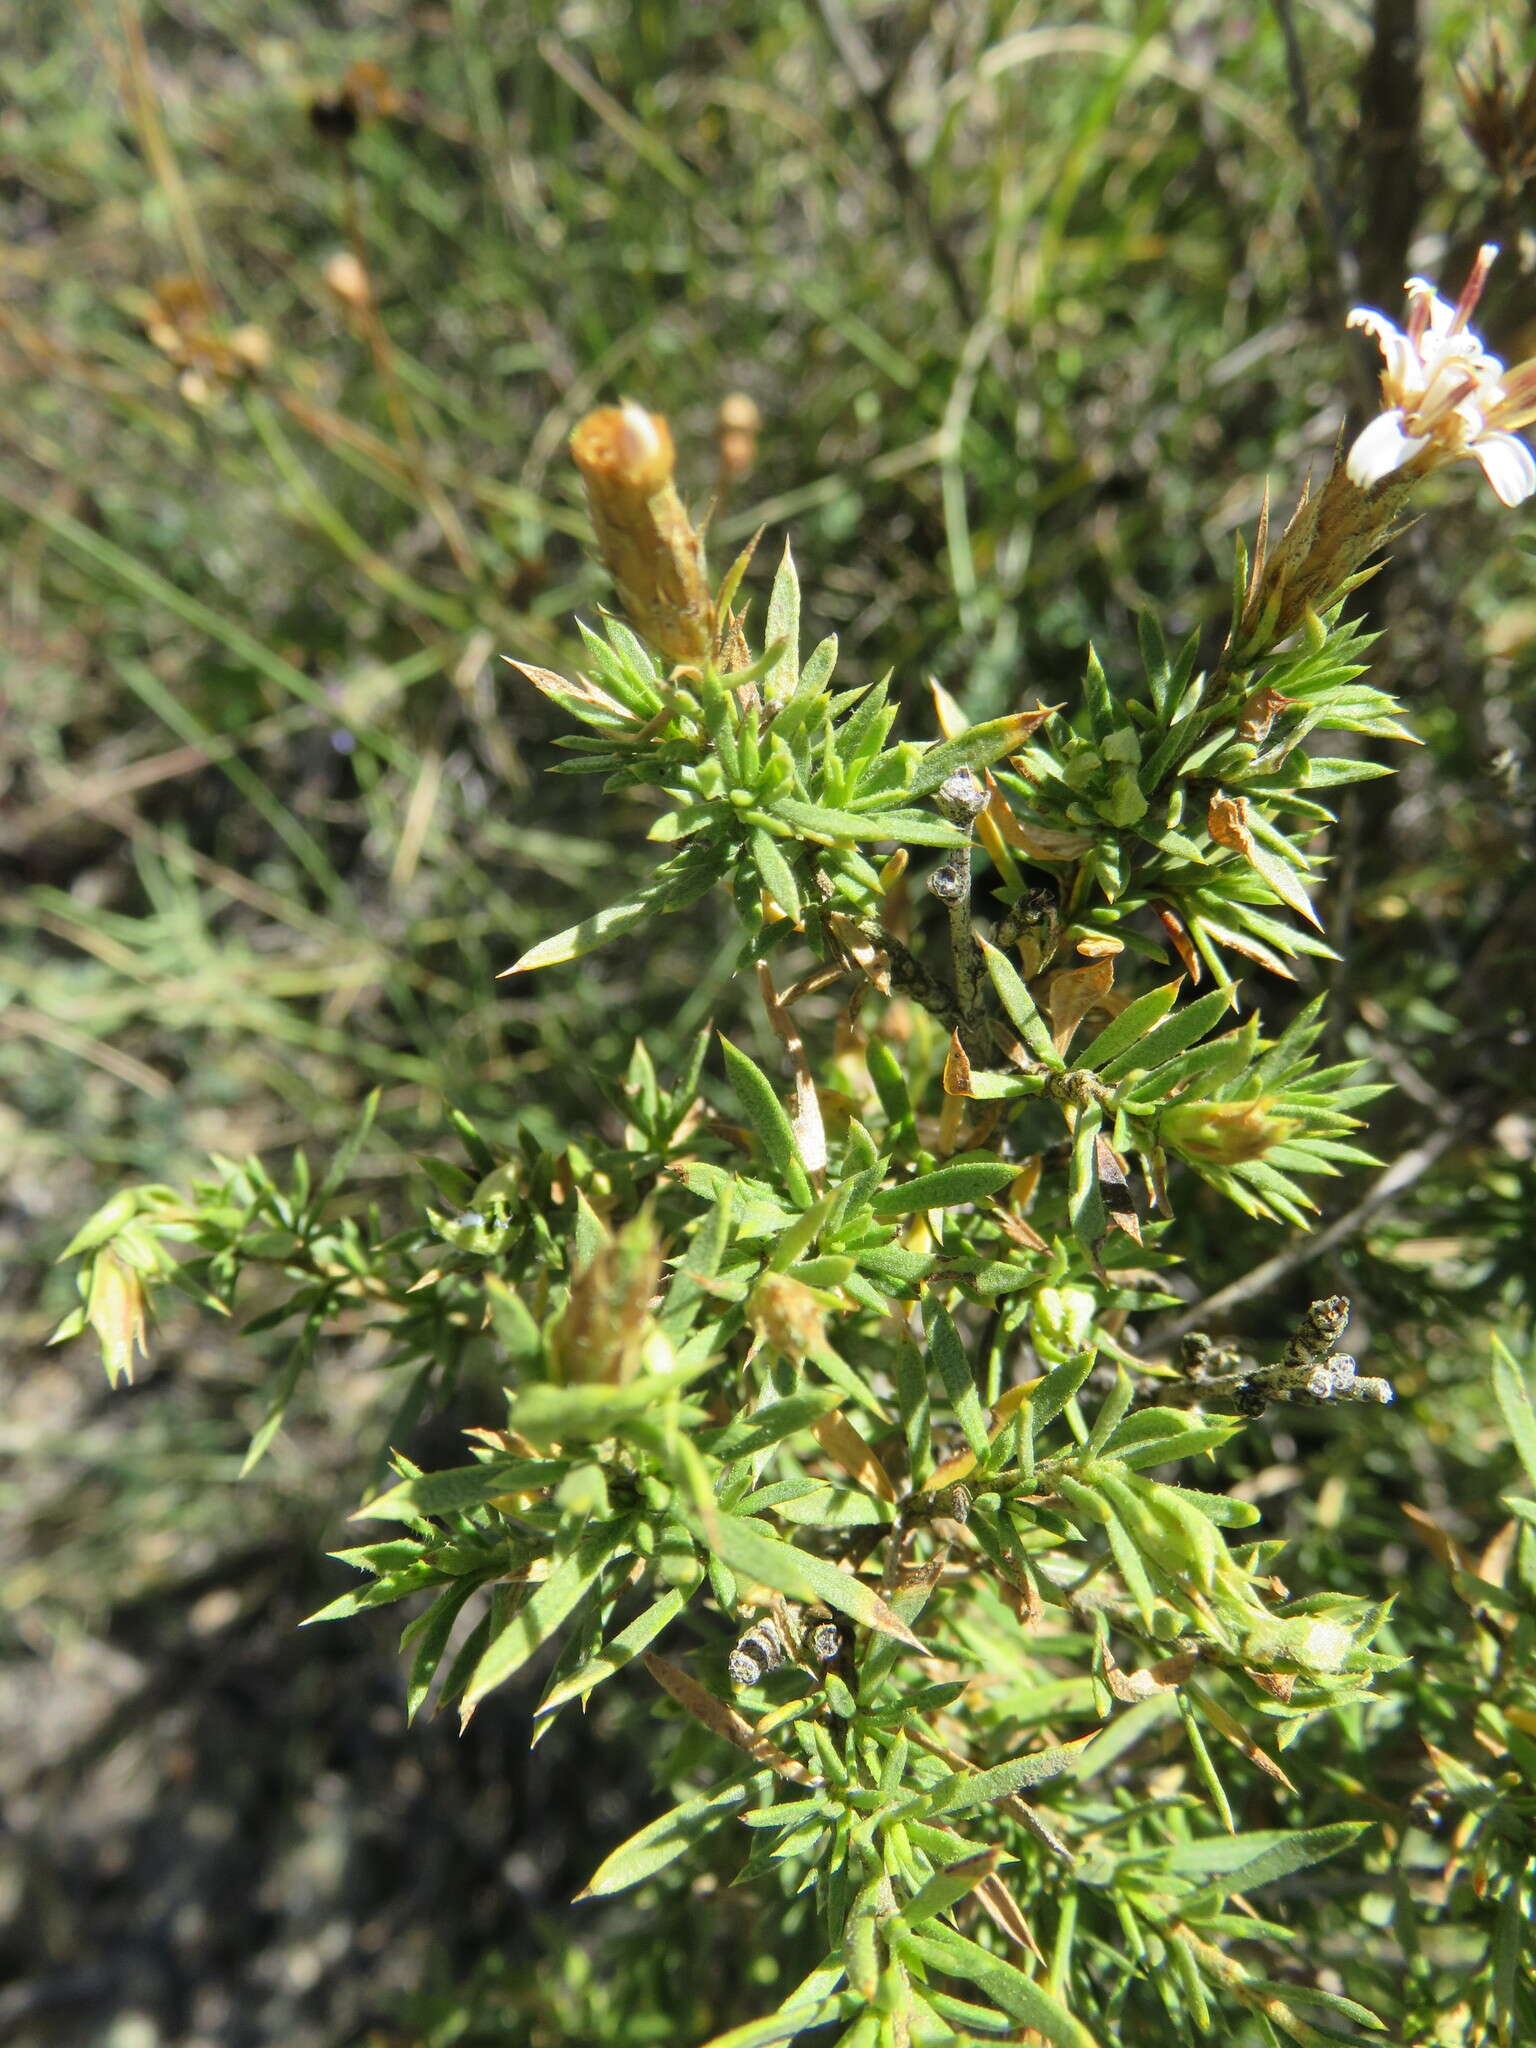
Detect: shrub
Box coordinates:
(56, 256, 1536, 2048)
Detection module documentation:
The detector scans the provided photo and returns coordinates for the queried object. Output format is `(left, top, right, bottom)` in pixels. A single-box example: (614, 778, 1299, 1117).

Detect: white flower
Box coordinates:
(1345, 243, 1536, 507)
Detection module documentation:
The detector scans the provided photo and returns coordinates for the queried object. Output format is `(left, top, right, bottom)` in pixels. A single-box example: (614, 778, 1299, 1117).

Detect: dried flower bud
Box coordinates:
(228, 324, 273, 375)
(569, 403, 713, 666)
(715, 391, 761, 482)
(323, 249, 372, 311)
(546, 1210, 662, 1386)
(747, 1271, 828, 1363)
(1457, 38, 1536, 196)
(1161, 1096, 1299, 1167)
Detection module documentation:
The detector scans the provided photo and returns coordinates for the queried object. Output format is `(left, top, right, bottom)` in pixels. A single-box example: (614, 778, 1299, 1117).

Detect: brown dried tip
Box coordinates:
(1230, 458, 1413, 666)
(1457, 38, 1536, 196)
(569, 402, 713, 665)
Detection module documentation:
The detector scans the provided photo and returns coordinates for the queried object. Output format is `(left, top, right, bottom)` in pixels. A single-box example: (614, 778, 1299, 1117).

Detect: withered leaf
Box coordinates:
(1094, 1134, 1142, 1245)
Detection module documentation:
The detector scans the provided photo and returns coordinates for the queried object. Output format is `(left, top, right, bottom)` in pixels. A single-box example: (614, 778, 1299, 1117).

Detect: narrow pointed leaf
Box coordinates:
(694, 1512, 923, 1649)
(578, 1775, 755, 1899)
(978, 937, 1061, 1066)
(870, 1157, 1020, 1216)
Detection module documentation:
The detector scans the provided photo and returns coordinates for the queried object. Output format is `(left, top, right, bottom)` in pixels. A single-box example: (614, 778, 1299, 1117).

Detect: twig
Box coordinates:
(1147, 1111, 1473, 1345)
(929, 770, 990, 1032)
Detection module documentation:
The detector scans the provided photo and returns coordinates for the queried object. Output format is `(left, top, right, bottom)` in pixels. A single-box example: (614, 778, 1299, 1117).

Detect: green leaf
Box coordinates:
(1028, 1351, 1098, 1433)
(915, 1741, 1087, 1817)
(795, 634, 838, 701)
(1138, 610, 1173, 714)
(1241, 836, 1322, 928)
(1067, 1104, 1106, 1249)
(1176, 1822, 1370, 1901)
(773, 798, 966, 848)
(462, 1521, 630, 1709)
(537, 1586, 692, 1716)
(1100, 1500, 1158, 1627)
(1492, 1336, 1536, 1493)
(484, 1274, 542, 1367)
(695, 1513, 923, 1649)
(978, 937, 1061, 1067)
(1113, 1418, 1241, 1469)
(240, 1316, 318, 1476)
(750, 826, 803, 921)
(1095, 985, 1238, 1083)
(869, 1157, 1019, 1216)
(507, 1370, 710, 1449)
(314, 1088, 380, 1205)
(1241, 1980, 1387, 2030)
(698, 1962, 849, 2048)
(894, 1336, 933, 1489)
(302, 1561, 447, 1625)
(358, 1458, 563, 1522)
(894, 1848, 1001, 1926)
(702, 1389, 846, 1463)
(506, 850, 721, 974)
(926, 1297, 990, 1459)
(907, 710, 1057, 797)
(1296, 755, 1396, 788)
(763, 542, 800, 703)
(1074, 981, 1183, 1073)
(895, 1925, 1099, 2048)
(578, 1775, 755, 1898)
(402, 1574, 485, 1722)
(865, 1037, 915, 1133)
(720, 1035, 815, 1206)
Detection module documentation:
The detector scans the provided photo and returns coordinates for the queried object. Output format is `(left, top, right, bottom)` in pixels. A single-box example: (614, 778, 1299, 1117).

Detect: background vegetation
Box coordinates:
(3, 3, 1535, 2043)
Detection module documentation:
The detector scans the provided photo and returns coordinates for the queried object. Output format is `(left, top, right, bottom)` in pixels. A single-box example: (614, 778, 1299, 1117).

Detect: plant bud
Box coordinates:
(569, 403, 713, 665)
(934, 768, 988, 826)
(546, 1210, 662, 1386)
(1030, 1283, 1096, 1362)
(1161, 1096, 1299, 1166)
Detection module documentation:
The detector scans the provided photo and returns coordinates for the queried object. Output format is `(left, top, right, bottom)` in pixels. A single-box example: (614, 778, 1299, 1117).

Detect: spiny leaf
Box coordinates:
(695, 1512, 923, 1649)
(720, 1035, 815, 1206)
(907, 708, 1060, 797)
(978, 936, 1061, 1067)
(577, 1776, 755, 1899)
(762, 541, 800, 704)
(505, 850, 722, 973)
(357, 1458, 563, 1522)
(1095, 984, 1238, 1083)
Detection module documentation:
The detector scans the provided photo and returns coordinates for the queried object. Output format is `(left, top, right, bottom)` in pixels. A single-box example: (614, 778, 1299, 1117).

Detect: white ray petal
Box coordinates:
(1472, 430, 1536, 507)
(1346, 410, 1429, 490)
(1346, 309, 1417, 395)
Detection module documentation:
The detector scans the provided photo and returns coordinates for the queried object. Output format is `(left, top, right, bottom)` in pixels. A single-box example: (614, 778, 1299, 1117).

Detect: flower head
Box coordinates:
(1346, 244, 1536, 506)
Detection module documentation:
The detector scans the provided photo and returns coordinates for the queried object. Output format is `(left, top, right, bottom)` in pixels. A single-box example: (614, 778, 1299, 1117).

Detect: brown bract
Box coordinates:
(1230, 460, 1413, 667)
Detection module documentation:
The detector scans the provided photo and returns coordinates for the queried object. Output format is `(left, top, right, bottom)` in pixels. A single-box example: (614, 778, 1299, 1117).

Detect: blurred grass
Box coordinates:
(4, 2, 1536, 2043)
